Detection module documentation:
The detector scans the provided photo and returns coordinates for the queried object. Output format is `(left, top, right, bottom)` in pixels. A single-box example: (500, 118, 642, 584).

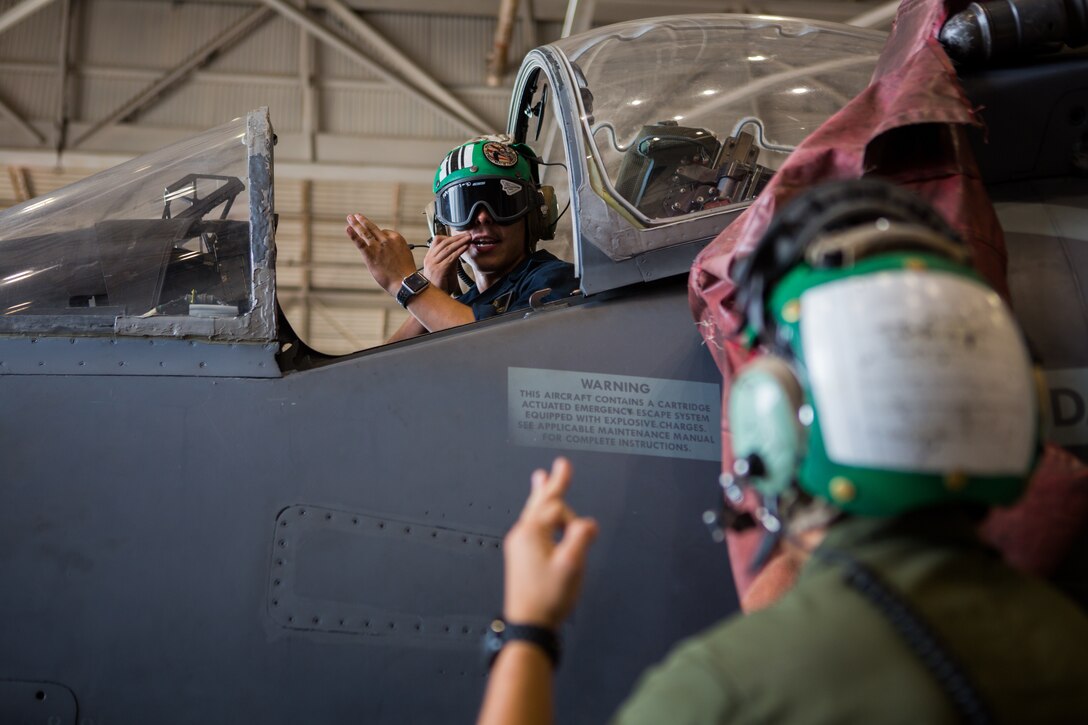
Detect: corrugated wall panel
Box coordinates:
(0, 172, 14, 201)
(316, 10, 399, 83)
(274, 179, 303, 215)
(400, 184, 435, 214)
(276, 266, 305, 290)
(207, 16, 301, 76)
(75, 75, 153, 122)
(320, 86, 452, 137)
(135, 80, 302, 133)
(68, 73, 297, 131)
(82, 0, 255, 70)
(316, 10, 539, 89)
(29, 166, 98, 195)
(318, 224, 432, 248)
(278, 298, 388, 354)
(311, 264, 380, 291)
(453, 88, 515, 127)
(313, 179, 396, 218)
(280, 294, 410, 354)
(333, 12, 494, 88)
(275, 217, 304, 266)
(0, 0, 64, 63)
(0, 68, 59, 121)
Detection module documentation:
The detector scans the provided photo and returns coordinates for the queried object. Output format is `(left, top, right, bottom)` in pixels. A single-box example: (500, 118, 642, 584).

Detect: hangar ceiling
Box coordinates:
(0, 0, 895, 353)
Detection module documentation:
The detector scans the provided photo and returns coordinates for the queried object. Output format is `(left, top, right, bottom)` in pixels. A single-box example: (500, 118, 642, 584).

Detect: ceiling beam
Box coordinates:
(158, 0, 892, 25)
(0, 0, 57, 37)
(53, 0, 72, 152)
(319, 0, 493, 131)
(70, 5, 275, 148)
(300, 19, 318, 162)
(0, 91, 44, 144)
(325, 0, 892, 24)
(261, 0, 488, 135)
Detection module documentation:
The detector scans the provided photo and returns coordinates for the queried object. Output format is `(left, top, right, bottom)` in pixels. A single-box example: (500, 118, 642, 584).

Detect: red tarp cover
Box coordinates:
(687, 0, 1088, 607)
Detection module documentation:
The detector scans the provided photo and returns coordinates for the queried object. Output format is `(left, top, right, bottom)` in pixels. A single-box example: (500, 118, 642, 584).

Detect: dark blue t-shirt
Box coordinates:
(456, 249, 578, 320)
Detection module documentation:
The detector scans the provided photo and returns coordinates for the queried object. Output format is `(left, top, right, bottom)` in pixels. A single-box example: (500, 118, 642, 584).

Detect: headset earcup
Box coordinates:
(729, 356, 805, 498)
(538, 185, 558, 241)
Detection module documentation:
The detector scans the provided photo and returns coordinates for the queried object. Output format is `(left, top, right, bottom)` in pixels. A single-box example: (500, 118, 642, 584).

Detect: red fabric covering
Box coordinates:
(982, 446, 1088, 577)
(687, 0, 1087, 604)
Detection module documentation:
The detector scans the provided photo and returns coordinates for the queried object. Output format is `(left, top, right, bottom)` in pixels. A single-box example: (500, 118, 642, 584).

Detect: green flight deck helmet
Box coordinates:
(432, 136, 557, 242)
(726, 179, 1042, 531)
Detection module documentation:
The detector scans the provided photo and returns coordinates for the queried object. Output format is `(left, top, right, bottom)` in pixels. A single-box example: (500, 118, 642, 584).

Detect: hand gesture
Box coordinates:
(503, 458, 598, 628)
(424, 231, 472, 293)
(345, 213, 418, 296)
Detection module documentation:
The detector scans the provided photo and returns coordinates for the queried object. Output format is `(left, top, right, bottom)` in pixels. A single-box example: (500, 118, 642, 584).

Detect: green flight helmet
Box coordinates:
(432, 136, 557, 241)
(728, 179, 1041, 518)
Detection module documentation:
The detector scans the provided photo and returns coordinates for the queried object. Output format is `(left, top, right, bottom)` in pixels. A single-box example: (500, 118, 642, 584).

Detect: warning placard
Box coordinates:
(508, 367, 721, 461)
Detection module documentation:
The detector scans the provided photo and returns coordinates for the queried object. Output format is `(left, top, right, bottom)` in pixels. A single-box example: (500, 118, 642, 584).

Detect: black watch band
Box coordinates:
(483, 618, 561, 670)
(396, 271, 430, 308)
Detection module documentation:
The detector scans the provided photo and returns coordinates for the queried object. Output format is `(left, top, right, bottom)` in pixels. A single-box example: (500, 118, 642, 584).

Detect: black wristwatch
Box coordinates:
(483, 618, 561, 670)
(396, 271, 430, 308)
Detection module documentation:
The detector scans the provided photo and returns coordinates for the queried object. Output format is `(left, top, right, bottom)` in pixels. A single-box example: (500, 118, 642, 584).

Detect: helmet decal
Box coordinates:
(433, 139, 539, 194)
(439, 143, 476, 181)
(483, 142, 519, 167)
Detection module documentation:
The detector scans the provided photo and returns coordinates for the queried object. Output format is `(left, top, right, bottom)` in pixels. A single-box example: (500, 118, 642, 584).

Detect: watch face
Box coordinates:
(397, 272, 430, 308)
(403, 272, 429, 294)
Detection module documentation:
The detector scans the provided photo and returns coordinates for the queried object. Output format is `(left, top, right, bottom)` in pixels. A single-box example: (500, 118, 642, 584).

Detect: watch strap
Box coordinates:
(484, 618, 561, 670)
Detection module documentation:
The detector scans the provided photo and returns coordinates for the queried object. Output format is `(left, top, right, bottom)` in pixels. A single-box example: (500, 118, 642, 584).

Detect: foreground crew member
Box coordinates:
(346, 137, 577, 342)
(477, 181, 1088, 725)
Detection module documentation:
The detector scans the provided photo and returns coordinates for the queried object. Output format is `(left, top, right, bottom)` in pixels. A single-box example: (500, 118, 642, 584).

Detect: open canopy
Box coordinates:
(0, 109, 276, 341)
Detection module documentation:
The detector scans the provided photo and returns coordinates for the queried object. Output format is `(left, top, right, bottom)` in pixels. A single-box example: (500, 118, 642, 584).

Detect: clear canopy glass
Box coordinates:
(0, 114, 272, 338)
(554, 15, 885, 222)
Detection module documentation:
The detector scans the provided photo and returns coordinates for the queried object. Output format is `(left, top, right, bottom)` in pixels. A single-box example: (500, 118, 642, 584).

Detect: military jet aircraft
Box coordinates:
(0, 8, 1084, 724)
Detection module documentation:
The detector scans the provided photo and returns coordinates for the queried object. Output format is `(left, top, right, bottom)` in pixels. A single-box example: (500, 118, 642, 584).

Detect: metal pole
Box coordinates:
(488, 0, 519, 87)
(53, 0, 72, 153)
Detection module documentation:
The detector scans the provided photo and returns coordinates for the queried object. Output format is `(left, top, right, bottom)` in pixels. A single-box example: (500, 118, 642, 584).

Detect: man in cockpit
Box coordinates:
(346, 136, 578, 343)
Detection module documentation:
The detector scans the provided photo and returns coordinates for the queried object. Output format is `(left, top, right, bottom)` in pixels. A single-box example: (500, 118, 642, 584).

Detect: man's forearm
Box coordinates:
(385, 316, 427, 344)
(477, 642, 555, 725)
(404, 285, 476, 332)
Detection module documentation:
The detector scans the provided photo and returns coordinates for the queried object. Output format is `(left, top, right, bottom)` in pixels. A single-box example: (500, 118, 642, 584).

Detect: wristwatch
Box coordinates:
(396, 271, 430, 308)
(483, 618, 561, 670)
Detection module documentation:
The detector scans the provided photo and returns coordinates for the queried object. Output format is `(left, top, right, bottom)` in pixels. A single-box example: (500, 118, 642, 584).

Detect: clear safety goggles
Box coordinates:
(435, 178, 534, 229)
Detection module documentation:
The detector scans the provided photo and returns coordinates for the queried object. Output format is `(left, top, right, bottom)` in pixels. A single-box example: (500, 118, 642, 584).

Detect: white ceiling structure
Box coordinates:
(0, 0, 897, 353)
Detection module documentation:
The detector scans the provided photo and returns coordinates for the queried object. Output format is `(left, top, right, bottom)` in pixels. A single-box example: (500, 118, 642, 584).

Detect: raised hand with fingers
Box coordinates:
(345, 213, 418, 295)
(503, 457, 599, 629)
(424, 231, 472, 293)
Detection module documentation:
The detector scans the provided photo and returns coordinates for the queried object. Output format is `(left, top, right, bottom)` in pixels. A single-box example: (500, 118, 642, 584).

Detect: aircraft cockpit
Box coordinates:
(0, 16, 885, 356)
(509, 15, 886, 293)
